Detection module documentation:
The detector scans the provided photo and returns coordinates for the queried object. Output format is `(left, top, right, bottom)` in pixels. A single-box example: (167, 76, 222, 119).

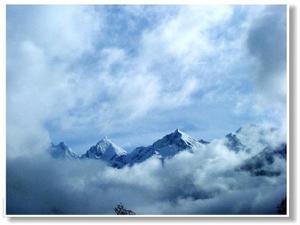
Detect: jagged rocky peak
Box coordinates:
(82, 136, 127, 161)
(49, 141, 79, 159)
(80, 136, 128, 168)
(95, 136, 127, 156)
(146, 128, 202, 158)
(225, 132, 246, 153)
(224, 123, 282, 154)
(125, 129, 199, 165)
(47, 125, 286, 170)
(152, 128, 196, 149)
(225, 124, 262, 153)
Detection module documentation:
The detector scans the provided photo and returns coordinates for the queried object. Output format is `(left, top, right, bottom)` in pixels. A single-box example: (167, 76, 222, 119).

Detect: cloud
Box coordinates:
(6, 5, 286, 158)
(247, 6, 286, 79)
(6, 6, 200, 154)
(6, 129, 286, 215)
(6, 6, 104, 157)
(140, 6, 233, 63)
(6, 5, 287, 216)
(7, 6, 102, 60)
(246, 6, 286, 116)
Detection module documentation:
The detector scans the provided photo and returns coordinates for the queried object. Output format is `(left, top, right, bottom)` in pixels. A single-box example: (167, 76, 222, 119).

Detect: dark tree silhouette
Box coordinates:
(114, 203, 136, 215)
(277, 198, 287, 214)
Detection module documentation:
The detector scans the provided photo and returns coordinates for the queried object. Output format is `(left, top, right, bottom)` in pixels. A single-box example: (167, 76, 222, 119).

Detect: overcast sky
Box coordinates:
(6, 5, 286, 154)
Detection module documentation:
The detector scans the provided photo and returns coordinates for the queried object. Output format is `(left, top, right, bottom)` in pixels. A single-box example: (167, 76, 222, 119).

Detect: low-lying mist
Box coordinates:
(6, 138, 286, 215)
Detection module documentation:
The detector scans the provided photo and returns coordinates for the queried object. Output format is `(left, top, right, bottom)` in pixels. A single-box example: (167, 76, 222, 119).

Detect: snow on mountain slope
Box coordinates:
(47, 124, 286, 170)
(125, 129, 205, 165)
(48, 142, 79, 159)
(224, 124, 284, 155)
(81, 137, 127, 168)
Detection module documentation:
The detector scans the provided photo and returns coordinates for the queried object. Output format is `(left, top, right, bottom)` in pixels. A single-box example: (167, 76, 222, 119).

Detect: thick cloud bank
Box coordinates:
(7, 126, 286, 215)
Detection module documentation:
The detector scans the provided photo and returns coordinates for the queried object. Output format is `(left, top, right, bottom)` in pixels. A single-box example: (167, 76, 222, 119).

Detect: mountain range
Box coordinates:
(49, 129, 204, 168)
(48, 124, 286, 175)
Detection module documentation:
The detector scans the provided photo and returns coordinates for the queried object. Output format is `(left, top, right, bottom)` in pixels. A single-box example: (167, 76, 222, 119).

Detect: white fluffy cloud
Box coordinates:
(7, 6, 102, 60)
(7, 6, 104, 156)
(140, 6, 233, 65)
(7, 132, 286, 214)
(6, 5, 286, 157)
(6, 5, 287, 216)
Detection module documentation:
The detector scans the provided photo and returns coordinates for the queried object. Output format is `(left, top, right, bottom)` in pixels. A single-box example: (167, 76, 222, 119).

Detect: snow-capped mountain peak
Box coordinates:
(94, 137, 127, 156)
(81, 137, 127, 168)
(126, 129, 204, 165)
(152, 128, 200, 151)
(47, 124, 286, 171)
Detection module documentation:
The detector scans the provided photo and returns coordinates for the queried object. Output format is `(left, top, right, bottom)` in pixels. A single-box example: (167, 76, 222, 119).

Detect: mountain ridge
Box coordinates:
(48, 125, 286, 172)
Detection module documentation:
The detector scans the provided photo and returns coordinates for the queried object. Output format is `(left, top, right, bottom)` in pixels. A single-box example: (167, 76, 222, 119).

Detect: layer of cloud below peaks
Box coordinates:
(7, 136, 286, 215)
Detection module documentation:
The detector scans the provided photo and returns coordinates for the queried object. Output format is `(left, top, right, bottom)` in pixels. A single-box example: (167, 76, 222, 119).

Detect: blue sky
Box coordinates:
(6, 5, 286, 154)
